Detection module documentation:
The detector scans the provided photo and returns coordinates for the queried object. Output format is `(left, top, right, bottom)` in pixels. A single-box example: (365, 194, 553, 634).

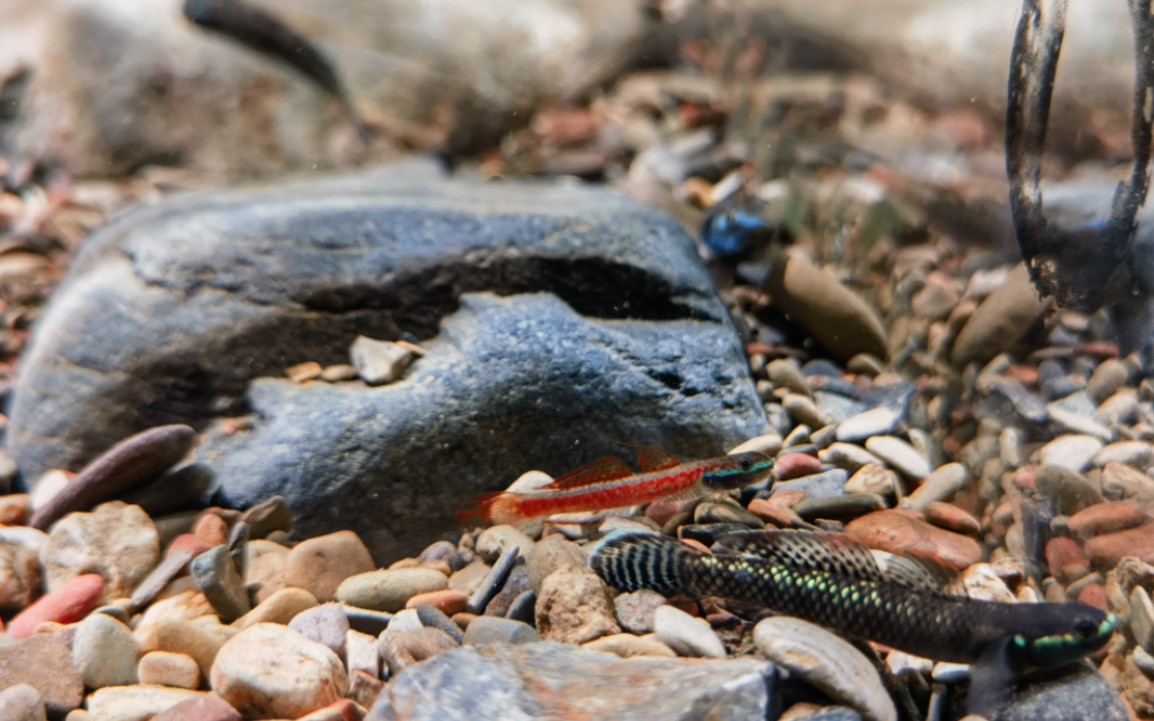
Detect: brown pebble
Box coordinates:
(774, 454, 823, 481)
(1085, 522, 1154, 567)
(746, 498, 797, 528)
(281, 531, 376, 602)
(1044, 537, 1092, 585)
(1067, 501, 1148, 538)
(0, 494, 30, 525)
(846, 510, 981, 572)
(922, 501, 981, 536)
(167, 533, 213, 560)
(192, 513, 229, 548)
(450, 612, 478, 629)
(30, 424, 197, 530)
(405, 589, 469, 616)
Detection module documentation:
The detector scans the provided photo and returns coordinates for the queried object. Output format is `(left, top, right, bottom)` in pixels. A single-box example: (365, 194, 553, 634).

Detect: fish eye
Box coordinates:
(739, 458, 753, 471)
(1073, 617, 1099, 638)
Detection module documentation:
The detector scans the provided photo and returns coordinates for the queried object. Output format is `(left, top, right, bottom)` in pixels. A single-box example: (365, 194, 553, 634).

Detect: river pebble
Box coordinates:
(288, 602, 350, 657)
(190, 545, 250, 623)
(536, 566, 620, 644)
(462, 616, 541, 645)
(8, 573, 103, 639)
(211, 623, 348, 719)
(150, 696, 243, 721)
(653, 604, 726, 658)
(0, 683, 46, 721)
(0, 635, 83, 718)
(72, 612, 139, 688)
(582, 632, 678, 658)
(336, 567, 448, 613)
(86, 686, 213, 721)
(1039, 434, 1106, 473)
(864, 436, 931, 480)
(137, 650, 201, 689)
(281, 530, 376, 602)
(754, 616, 896, 721)
(846, 510, 980, 571)
(40, 501, 159, 602)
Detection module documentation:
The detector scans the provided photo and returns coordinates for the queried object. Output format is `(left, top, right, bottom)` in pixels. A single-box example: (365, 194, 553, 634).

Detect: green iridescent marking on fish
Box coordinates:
(590, 529, 1116, 669)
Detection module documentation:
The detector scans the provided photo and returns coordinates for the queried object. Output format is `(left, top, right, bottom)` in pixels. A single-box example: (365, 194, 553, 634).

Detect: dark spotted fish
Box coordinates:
(181, 0, 373, 142)
(591, 529, 1115, 670)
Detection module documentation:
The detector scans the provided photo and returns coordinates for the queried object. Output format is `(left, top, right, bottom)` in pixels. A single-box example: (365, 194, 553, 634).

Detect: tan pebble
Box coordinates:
(1068, 501, 1148, 538)
(210, 624, 347, 718)
(581, 633, 677, 658)
(1085, 522, 1154, 567)
(286, 361, 323, 383)
(133, 591, 214, 649)
(138, 650, 202, 689)
(845, 464, 897, 496)
(447, 559, 490, 595)
(729, 433, 784, 456)
(1102, 461, 1154, 499)
(388, 558, 421, 569)
(319, 364, 358, 383)
(156, 616, 237, 678)
(379, 627, 459, 676)
(420, 559, 453, 576)
(281, 531, 375, 602)
(846, 510, 981, 572)
(335, 568, 447, 612)
(192, 513, 229, 548)
(450, 612, 478, 629)
(294, 698, 367, 721)
(0, 542, 40, 610)
(348, 669, 384, 710)
(404, 589, 469, 615)
(246, 540, 290, 603)
(86, 687, 213, 721)
(476, 525, 535, 561)
(0, 494, 30, 525)
(40, 502, 159, 603)
(234, 587, 318, 629)
(150, 695, 243, 721)
(922, 502, 981, 536)
(746, 498, 797, 528)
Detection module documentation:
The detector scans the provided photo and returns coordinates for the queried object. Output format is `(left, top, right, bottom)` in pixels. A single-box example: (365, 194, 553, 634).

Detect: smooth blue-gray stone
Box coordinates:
(466, 545, 519, 615)
(771, 469, 849, 500)
(462, 616, 541, 646)
(989, 664, 1127, 721)
(415, 604, 465, 644)
(8, 170, 767, 560)
(367, 641, 776, 721)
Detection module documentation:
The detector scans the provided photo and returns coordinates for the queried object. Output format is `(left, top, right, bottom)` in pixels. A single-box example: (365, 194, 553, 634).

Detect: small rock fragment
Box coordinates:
(351, 336, 414, 386)
(138, 651, 202, 689)
(0, 635, 84, 718)
(190, 546, 250, 623)
(535, 567, 620, 644)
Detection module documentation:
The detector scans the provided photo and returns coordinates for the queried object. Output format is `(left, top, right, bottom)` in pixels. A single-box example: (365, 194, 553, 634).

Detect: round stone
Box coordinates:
(336, 567, 447, 612)
(72, 613, 139, 688)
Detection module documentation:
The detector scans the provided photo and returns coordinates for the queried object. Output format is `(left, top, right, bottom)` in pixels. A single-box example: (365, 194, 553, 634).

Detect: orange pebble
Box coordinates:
(405, 589, 469, 616)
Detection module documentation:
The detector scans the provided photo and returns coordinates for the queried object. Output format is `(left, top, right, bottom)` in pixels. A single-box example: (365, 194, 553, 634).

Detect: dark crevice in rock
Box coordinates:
(296, 255, 708, 324)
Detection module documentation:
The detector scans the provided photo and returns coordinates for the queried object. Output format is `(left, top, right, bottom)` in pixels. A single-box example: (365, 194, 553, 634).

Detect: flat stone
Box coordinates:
(820, 443, 885, 472)
(1085, 522, 1154, 566)
(336, 568, 448, 613)
(150, 696, 242, 721)
(0, 684, 46, 721)
(39, 501, 159, 602)
(846, 510, 981, 572)
(351, 336, 414, 386)
(137, 651, 202, 689)
(288, 603, 350, 658)
(405, 589, 469, 616)
(988, 378, 1049, 424)
(653, 605, 726, 659)
(1092, 441, 1154, 468)
(8, 573, 104, 639)
(771, 469, 849, 501)
(774, 453, 824, 481)
(29, 424, 196, 531)
(1067, 502, 1147, 538)
(903, 463, 968, 511)
(190, 546, 249, 623)
(234, 587, 318, 629)
(9, 175, 767, 562)
(920, 502, 980, 536)
(863, 436, 931, 480)
(1088, 359, 1129, 404)
(72, 613, 139, 689)
(843, 464, 897, 496)
(836, 407, 903, 443)
(1047, 406, 1113, 442)
(415, 604, 465, 644)
(581, 633, 677, 658)
(754, 616, 895, 721)
(130, 548, 194, 611)
(86, 687, 214, 721)
(992, 662, 1127, 721)
(0, 635, 83, 718)
(366, 641, 775, 721)
(210, 623, 348, 719)
(536, 567, 620, 644)
(1039, 435, 1105, 473)
(462, 616, 541, 646)
(951, 262, 1047, 367)
(239, 496, 294, 539)
(155, 616, 238, 679)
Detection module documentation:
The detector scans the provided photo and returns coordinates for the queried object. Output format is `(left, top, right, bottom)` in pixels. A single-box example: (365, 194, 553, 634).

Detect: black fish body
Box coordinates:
(591, 530, 1115, 669)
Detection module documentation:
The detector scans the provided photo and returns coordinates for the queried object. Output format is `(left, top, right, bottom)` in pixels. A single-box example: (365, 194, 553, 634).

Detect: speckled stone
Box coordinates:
(39, 501, 159, 602)
(613, 589, 666, 634)
(581, 633, 677, 658)
(462, 616, 542, 645)
(536, 567, 620, 644)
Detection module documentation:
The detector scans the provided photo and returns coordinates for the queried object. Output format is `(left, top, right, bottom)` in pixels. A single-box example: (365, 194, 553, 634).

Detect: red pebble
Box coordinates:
(1044, 537, 1092, 585)
(8, 574, 104, 639)
(1067, 502, 1147, 538)
(773, 453, 823, 481)
(166, 533, 213, 560)
(1076, 583, 1109, 611)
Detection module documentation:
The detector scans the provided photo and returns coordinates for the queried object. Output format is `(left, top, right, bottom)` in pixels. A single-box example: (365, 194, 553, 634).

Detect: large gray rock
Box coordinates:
(0, 0, 644, 176)
(367, 641, 776, 721)
(8, 166, 767, 559)
(990, 663, 1128, 721)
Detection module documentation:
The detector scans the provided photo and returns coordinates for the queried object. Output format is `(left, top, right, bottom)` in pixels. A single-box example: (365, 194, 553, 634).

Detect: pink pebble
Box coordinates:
(773, 453, 823, 480)
(8, 574, 104, 639)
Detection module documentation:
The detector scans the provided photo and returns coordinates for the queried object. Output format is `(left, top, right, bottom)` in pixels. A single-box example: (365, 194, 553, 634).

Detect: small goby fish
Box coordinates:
(591, 529, 1116, 670)
(458, 446, 775, 526)
(181, 0, 373, 143)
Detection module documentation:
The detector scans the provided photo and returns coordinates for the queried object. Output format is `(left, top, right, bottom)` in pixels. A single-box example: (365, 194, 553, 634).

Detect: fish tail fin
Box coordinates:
(457, 492, 524, 527)
(589, 531, 696, 596)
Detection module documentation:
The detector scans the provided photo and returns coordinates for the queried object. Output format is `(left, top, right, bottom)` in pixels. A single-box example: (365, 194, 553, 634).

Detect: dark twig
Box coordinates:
(1005, 0, 1067, 298)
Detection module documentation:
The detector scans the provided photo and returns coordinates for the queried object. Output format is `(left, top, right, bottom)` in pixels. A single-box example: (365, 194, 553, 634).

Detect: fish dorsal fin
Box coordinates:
(543, 456, 635, 490)
(614, 441, 682, 472)
(871, 551, 952, 592)
(713, 530, 889, 582)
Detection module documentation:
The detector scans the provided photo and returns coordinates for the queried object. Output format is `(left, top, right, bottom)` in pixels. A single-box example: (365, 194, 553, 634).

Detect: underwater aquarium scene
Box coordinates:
(1, 0, 1153, 719)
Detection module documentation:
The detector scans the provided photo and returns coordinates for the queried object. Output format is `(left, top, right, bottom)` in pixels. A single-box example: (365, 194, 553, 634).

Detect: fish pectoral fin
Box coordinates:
(967, 636, 1016, 718)
(543, 456, 635, 490)
(712, 529, 889, 582)
(613, 441, 682, 472)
